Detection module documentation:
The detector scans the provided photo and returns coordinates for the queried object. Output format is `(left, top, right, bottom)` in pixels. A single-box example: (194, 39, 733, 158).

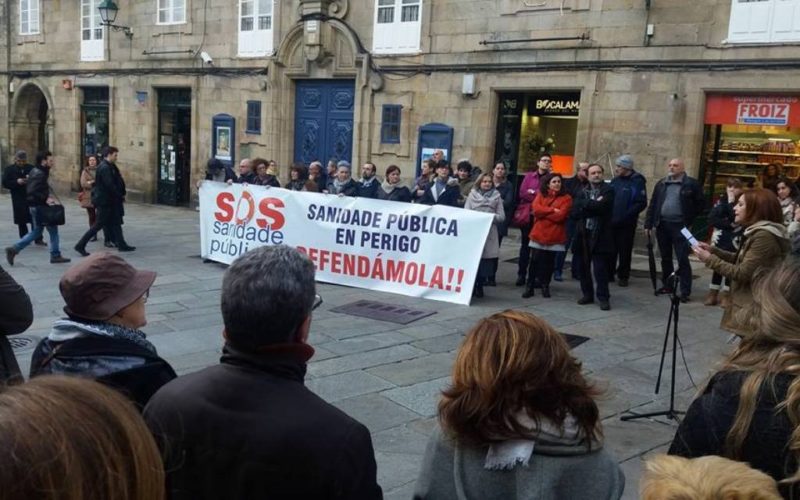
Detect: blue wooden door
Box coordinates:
(294, 80, 355, 165)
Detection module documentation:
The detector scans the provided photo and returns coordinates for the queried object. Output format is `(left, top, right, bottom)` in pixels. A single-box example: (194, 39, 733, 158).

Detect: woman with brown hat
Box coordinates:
(29, 252, 175, 408)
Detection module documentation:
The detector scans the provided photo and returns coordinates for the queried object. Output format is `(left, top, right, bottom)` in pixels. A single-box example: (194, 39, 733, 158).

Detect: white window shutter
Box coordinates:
(771, 0, 800, 41)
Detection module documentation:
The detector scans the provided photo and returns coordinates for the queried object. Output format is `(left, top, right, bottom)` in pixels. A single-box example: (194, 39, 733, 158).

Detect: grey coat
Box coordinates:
(414, 428, 625, 500)
(464, 189, 505, 259)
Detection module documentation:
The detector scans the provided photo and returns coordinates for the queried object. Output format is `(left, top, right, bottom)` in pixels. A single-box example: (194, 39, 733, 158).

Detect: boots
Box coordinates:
(522, 285, 535, 299)
(541, 285, 551, 298)
(704, 290, 719, 306)
(719, 291, 731, 308)
(472, 283, 484, 298)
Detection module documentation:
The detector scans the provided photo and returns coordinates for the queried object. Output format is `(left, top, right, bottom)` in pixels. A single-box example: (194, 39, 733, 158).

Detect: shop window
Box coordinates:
(373, 0, 422, 55)
(20, 0, 40, 35)
(157, 0, 186, 25)
(727, 0, 800, 43)
(238, 0, 273, 57)
(246, 101, 262, 134)
(381, 105, 402, 144)
(81, 0, 104, 61)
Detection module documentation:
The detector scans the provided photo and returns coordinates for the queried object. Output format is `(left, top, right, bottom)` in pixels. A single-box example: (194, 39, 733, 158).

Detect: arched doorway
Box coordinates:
(11, 83, 53, 157)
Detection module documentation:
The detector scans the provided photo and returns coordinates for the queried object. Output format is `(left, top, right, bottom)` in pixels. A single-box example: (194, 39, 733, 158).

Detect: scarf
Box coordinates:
(381, 179, 397, 195)
(484, 412, 590, 470)
(332, 177, 350, 193)
(479, 187, 496, 199)
(48, 319, 156, 353)
(361, 176, 377, 187)
(585, 184, 603, 231)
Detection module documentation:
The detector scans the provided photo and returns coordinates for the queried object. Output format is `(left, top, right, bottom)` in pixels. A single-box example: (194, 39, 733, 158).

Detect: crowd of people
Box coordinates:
(1, 244, 799, 499)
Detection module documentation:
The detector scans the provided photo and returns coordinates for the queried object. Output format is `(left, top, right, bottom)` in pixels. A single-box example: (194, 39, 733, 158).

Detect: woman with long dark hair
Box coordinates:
(523, 173, 572, 299)
(694, 188, 790, 337)
(414, 310, 624, 499)
(669, 257, 800, 498)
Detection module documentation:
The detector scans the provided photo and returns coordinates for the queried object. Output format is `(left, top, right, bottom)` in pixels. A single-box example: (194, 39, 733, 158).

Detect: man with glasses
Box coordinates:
(644, 158, 705, 302)
(516, 154, 552, 286)
(144, 245, 382, 500)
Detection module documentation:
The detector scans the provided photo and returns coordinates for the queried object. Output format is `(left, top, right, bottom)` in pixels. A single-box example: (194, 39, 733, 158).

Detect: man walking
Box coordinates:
(644, 158, 705, 302)
(5, 151, 70, 265)
(2, 150, 44, 245)
(74, 146, 134, 256)
(144, 246, 382, 500)
(571, 164, 615, 311)
(357, 161, 380, 198)
(609, 155, 647, 287)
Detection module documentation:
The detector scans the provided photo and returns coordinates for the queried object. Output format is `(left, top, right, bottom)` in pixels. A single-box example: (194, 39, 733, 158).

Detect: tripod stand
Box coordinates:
(621, 273, 685, 422)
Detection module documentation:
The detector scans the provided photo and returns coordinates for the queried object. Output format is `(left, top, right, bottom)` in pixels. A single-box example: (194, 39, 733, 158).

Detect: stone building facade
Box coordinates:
(2, 0, 800, 205)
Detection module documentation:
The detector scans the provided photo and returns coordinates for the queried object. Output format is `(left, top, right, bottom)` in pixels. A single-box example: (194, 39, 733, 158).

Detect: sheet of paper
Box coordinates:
(681, 227, 699, 247)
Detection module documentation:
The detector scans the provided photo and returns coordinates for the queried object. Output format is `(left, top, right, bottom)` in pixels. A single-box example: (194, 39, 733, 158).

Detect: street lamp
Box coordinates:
(98, 0, 134, 39)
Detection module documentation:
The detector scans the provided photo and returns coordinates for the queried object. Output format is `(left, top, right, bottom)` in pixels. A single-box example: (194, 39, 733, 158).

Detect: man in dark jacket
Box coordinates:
(571, 164, 615, 311)
(419, 160, 460, 207)
(644, 158, 705, 302)
(203, 158, 236, 184)
(2, 150, 43, 244)
(357, 162, 381, 198)
(555, 161, 589, 281)
(143, 246, 383, 500)
(75, 146, 134, 255)
(5, 151, 70, 265)
(609, 155, 647, 287)
(0, 263, 32, 383)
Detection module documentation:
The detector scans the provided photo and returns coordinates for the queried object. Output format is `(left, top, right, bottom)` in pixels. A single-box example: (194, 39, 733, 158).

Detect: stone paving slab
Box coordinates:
(0, 195, 734, 498)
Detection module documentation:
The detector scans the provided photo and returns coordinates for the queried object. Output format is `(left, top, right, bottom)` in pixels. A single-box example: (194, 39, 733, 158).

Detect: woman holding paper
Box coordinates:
(693, 189, 790, 337)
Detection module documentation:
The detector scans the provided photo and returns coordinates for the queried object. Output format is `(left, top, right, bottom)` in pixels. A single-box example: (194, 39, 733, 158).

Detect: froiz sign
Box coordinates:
(529, 94, 581, 116)
(736, 102, 790, 126)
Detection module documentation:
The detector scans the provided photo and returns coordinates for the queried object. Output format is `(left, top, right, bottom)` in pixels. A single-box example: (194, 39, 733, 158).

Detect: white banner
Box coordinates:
(198, 182, 493, 305)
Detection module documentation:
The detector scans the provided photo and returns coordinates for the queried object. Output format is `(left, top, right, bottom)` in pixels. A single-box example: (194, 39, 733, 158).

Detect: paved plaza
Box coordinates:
(2, 195, 731, 499)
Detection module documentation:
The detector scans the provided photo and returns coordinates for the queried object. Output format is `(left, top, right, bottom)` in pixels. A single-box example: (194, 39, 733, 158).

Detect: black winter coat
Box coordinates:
(2, 163, 34, 224)
(25, 166, 50, 207)
(93, 160, 127, 224)
(326, 178, 359, 197)
(255, 174, 281, 187)
(495, 180, 515, 238)
(644, 174, 705, 229)
(0, 265, 32, 383)
(418, 182, 460, 207)
(708, 198, 740, 251)
(571, 183, 615, 255)
(669, 371, 799, 499)
(143, 343, 383, 500)
(377, 185, 412, 203)
(357, 179, 381, 198)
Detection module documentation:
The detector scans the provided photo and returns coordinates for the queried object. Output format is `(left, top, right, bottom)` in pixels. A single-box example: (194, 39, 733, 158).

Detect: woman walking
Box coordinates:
(464, 174, 505, 298)
(694, 189, 790, 337)
(523, 173, 572, 298)
(78, 155, 102, 243)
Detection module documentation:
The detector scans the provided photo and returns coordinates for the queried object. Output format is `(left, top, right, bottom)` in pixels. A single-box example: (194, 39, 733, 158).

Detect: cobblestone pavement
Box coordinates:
(2, 195, 730, 499)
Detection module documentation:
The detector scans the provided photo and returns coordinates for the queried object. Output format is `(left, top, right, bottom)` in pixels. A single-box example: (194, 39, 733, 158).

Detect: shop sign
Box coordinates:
(529, 93, 581, 116)
(705, 94, 800, 127)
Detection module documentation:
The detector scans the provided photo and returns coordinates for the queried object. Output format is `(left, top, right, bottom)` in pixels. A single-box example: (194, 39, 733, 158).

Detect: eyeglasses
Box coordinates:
(540, 158, 552, 163)
(312, 294, 323, 311)
(141, 289, 150, 304)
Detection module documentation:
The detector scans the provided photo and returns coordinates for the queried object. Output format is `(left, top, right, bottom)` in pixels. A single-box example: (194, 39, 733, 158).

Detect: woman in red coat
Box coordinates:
(523, 174, 573, 299)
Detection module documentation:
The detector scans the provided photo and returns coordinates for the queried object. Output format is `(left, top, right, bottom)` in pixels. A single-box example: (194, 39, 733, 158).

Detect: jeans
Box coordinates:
(554, 218, 577, 276)
(13, 207, 61, 257)
(527, 248, 557, 287)
(611, 222, 637, 281)
(517, 224, 532, 278)
(655, 221, 692, 297)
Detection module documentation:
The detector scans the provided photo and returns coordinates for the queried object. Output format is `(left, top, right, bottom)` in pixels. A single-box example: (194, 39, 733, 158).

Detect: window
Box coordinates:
(239, 0, 274, 57)
(381, 105, 401, 144)
(20, 0, 40, 35)
(81, 0, 104, 61)
(373, 0, 422, 54)
(728, 0, 800, 43)
(157, 0, 186, 25)
(246, 101, 262, 134)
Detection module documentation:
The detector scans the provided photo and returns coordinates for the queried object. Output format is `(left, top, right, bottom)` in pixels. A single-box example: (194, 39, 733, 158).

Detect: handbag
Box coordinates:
(37, 185, 65, 226)
(511, 201, 531, 228)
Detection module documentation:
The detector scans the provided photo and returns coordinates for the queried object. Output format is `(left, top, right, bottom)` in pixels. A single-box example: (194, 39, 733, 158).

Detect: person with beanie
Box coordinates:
(609, 155, 647, 287)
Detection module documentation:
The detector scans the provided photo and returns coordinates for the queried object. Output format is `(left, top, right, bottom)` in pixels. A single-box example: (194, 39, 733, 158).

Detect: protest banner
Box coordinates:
(198, 182, 493, 305)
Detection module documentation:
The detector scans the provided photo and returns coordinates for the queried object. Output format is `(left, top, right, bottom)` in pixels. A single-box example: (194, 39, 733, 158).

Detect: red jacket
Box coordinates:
(530, 192, 573, 245)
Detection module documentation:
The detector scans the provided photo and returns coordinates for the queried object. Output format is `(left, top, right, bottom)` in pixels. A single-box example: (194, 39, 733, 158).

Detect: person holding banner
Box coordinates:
(523, 173, 572, 299)
(419, 160, 460, 207)
(377, 165, 412, 202)
(414, 159, 435, 202)
(357, 162, 381, 199)
(465, 174, 505, 298)
(325, 161, 359, 196)
(253, 158, 280, 187)
(235, 158, 256, 184)
(308, 161, 327, 192)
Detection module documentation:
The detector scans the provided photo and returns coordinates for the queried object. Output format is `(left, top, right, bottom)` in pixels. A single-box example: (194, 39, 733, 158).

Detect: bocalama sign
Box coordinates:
(198, 182, 494, 305)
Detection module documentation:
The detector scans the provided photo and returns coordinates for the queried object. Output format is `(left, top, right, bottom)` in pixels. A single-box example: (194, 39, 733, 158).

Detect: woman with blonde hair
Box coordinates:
(669, 256, 800, 498)
(464, 173, 505, 298)
(0, 375, 165, 500)
(414, 310, 624, 499)
(694, 188, 790, 336)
